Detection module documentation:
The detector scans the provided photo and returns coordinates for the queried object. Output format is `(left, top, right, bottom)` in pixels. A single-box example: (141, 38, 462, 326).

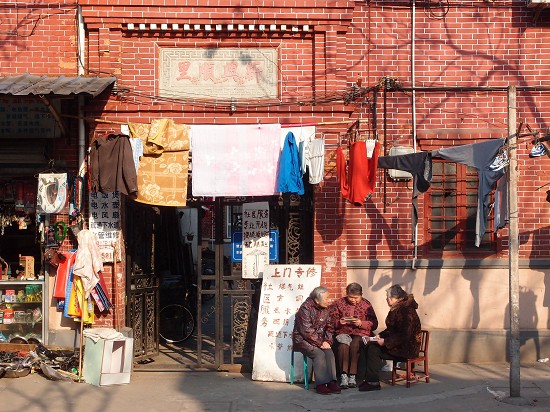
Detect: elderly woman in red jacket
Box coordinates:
(330, 282, 378, 389)
(358, 284, 422, 392)
(292, 286, 341, 395)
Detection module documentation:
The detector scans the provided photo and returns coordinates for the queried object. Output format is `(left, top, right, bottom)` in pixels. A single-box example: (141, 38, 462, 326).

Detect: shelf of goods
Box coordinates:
(0, 280, 44, 345)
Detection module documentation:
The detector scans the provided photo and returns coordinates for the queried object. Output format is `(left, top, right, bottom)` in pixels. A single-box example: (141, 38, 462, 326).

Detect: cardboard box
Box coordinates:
(83, 336, 133, 386)
(19, 255, 34, 277)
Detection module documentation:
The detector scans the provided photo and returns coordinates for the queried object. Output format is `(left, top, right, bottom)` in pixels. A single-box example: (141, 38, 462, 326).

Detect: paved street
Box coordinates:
(1, 362, 550, 411)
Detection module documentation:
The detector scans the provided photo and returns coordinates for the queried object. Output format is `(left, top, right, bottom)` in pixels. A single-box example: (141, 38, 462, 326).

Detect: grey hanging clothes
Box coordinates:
(432, 138, 506, 247)
(377, 151, 433, 242)
(494, 168, 509, 232)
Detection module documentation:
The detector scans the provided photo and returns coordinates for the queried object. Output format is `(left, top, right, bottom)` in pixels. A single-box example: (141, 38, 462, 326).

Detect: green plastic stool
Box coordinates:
(290, 350, 311, 390)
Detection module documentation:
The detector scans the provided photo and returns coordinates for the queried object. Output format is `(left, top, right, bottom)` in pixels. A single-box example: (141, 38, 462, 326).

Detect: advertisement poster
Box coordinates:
(242, 201, 270, 279)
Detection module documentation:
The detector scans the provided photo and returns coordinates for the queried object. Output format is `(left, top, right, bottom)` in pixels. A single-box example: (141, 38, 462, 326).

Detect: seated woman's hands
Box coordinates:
(321, 341, 331, 349)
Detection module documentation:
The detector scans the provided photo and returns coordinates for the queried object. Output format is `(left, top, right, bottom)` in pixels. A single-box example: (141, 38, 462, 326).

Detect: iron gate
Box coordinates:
(124, 199, 159, 362)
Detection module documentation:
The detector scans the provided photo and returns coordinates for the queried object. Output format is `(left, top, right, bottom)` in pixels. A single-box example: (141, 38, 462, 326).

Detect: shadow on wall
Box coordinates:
(503, 286, 541, 361)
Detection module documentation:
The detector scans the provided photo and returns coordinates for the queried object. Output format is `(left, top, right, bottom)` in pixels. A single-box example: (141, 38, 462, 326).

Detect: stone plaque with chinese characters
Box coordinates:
(251, 264, 322, 382)
(88, 192, 121, 263)
(159, 48, 278, 99)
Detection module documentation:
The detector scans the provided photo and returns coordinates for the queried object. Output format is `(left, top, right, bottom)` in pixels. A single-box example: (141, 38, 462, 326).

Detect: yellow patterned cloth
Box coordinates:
(129, 119, 190, 206)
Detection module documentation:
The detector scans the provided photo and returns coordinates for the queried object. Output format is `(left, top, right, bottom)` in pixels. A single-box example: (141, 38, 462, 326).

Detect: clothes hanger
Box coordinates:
(34, 159, 63, 178)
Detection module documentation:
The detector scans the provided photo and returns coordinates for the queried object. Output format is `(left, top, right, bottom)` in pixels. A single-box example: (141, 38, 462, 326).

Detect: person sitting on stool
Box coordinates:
(292, 286, 341, 395)
(331, 282, 378, 389)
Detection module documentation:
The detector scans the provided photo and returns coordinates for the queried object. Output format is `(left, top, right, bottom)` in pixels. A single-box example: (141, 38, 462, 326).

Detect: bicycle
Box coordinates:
(159, 283, 198, 344)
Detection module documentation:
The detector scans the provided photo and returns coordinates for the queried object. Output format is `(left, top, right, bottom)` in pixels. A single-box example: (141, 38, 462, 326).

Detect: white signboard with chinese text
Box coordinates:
(88, 192, 121, 263)
(251, 264, 322, 382)
(159, 48, 278, 100)
(242, 202, 270, 279)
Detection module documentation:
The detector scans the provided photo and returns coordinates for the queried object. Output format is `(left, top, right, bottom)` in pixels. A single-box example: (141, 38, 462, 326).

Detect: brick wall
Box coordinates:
(79, 1, 550, 298)
(0, 2, 78, 76)
(10, 1, 543, 303)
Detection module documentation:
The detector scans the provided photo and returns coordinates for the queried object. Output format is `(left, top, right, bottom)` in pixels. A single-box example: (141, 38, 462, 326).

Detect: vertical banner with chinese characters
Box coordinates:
(251, 264, 322, 382)
(88, 192, 121, 263)
(242, 202, 269, 279)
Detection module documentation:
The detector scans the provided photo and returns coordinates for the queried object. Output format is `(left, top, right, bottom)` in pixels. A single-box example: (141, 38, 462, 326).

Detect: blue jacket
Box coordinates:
(277, 132, 304, 195)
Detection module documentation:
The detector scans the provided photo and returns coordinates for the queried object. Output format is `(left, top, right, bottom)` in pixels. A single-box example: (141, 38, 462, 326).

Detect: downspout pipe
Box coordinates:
(77, 6, 86, 175)
(411, 0, 418, 270)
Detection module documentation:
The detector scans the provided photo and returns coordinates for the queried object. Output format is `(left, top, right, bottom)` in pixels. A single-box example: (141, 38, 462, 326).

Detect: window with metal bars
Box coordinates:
(426, 160, 497, 253)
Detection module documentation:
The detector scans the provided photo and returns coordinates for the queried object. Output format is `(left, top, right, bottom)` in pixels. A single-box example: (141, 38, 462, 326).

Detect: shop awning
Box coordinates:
(0, 74, 116, 97)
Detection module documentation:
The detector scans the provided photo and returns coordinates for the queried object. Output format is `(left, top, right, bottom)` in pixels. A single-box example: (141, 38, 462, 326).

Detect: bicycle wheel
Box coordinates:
(159, 304, 195, 343)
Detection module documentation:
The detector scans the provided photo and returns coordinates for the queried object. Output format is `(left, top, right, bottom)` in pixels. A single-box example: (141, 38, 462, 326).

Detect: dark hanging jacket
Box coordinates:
(292, 297, 334, 353)
(90, 134, 138, 196)
(379, 294, 422, 359)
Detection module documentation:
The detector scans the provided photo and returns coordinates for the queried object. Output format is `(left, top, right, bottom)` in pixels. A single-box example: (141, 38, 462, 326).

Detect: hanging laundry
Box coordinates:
(378, 151, 432, 241)
(191, 124, 281, 196)
(89, 134, 138, 196)
(73, 229, 104, 299)
(129, 137, 144, 172)
(277, 131, 304, 195)
(336, 145, 351, 200)
(307, 138, 325, 184)
(129, 119, 190, 206)
(432, 138, 506, 247)
(346, 140, 380, 206)
(494, 168, 509, 232)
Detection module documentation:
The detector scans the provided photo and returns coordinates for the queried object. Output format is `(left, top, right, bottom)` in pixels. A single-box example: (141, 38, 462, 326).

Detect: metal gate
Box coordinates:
(194, 192, 313, 370)
(124, 198, 159, 362)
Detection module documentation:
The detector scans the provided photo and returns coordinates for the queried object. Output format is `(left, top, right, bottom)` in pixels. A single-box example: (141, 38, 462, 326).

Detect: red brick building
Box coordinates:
(1, 0, 549, 366)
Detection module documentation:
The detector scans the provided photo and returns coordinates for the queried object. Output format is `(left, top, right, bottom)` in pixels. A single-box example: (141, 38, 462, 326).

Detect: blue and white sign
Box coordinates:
(231, 230, 279, 263)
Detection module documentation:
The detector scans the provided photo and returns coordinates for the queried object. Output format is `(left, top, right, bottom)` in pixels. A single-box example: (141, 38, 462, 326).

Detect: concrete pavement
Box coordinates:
(1, 362, 550, 411)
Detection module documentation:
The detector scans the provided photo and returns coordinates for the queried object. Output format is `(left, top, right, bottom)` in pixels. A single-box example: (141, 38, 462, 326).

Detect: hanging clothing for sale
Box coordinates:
(129, 119, 190, 206)
(72, 229, 104, 298)
(336, 146, 351, 200)
(377, 151, 432, 241)
(89, 134, 138, 196)
(346, 140, 380, 206)
(307, 138, 325, 184)
(277, 131, 305, 195)
(191, 123, 281, 196)
(53, 251, 77, 299)
(432, 138, 506, 247)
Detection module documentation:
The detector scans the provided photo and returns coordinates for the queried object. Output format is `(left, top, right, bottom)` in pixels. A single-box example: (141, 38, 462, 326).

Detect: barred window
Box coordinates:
(426, 160, 497, 253)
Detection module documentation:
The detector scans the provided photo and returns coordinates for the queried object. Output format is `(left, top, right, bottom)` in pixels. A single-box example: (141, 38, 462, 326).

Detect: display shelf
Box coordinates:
(0, 280, 44, 344)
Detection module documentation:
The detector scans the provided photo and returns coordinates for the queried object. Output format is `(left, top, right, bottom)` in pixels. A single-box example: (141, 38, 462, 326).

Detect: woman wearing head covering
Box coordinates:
(358, 284, 421, 392)
(292, 286, 341, 395)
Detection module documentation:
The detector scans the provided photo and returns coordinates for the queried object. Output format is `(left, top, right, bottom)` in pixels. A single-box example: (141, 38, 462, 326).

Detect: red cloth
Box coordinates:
(336, 146, 350, 200)
(348, 141, 379, 205)
(53, 251, 76, 299)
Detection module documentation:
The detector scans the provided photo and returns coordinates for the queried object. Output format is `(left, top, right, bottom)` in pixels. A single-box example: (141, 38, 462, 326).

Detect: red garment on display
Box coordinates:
(53, 251, 76, 299)
(348, 141, 379, 206)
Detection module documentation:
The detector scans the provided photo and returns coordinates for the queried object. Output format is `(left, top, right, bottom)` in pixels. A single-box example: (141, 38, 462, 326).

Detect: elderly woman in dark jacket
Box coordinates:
(358, 284, 421, 392)
(292, 286, 341, 395)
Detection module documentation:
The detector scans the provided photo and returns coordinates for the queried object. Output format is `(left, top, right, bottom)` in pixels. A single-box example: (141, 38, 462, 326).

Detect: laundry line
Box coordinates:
(60, 113, 368, 129)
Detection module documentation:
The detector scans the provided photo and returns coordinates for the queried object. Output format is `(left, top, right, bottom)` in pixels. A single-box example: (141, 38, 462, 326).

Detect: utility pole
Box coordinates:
(507, 85, 521, 398)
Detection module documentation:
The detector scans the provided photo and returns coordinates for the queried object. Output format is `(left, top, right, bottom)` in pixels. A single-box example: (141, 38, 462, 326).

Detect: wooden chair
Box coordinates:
(290, 350, 313, 390)
(391, 329, 430, 388)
